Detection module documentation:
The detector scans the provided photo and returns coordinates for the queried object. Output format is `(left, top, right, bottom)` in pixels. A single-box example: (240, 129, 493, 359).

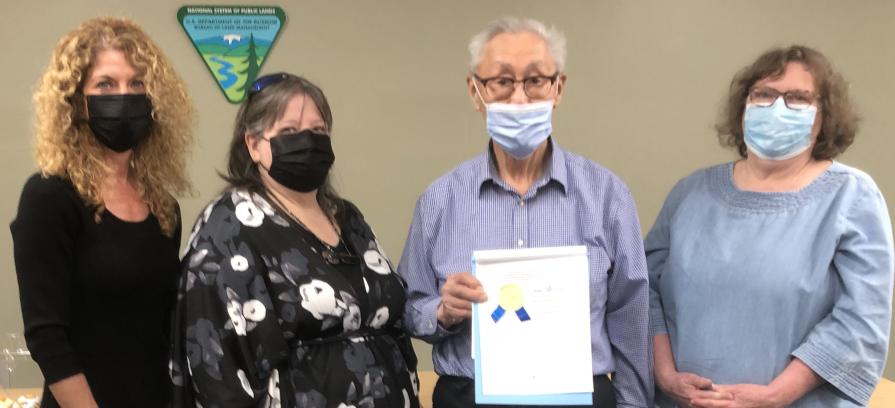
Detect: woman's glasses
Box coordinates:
(747, 87, 818, 111)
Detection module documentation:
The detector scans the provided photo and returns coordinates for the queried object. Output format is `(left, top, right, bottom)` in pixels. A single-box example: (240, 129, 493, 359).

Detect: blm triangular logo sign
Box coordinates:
(178, 6, 286, 104)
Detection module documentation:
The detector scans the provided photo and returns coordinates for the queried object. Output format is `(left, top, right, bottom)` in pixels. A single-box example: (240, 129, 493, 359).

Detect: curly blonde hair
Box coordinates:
(33, 16, 193, 236)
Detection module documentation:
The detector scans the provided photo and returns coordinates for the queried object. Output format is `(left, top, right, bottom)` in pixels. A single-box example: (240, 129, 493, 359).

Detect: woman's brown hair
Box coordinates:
(223, 73, 343, 218)
(716, 45, 859, 160)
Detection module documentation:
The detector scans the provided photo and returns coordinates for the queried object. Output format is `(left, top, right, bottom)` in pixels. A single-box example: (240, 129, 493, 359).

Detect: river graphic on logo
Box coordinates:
(178, 6, 286, 103)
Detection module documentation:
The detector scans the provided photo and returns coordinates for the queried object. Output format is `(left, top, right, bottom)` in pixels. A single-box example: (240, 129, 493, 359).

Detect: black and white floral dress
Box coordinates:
(170, 189, 420, 408)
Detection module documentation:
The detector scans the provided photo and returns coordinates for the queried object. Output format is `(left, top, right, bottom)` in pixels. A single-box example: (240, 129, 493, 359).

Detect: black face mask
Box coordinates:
(86, 94, 153, 152)
(264, 130, 335, 192)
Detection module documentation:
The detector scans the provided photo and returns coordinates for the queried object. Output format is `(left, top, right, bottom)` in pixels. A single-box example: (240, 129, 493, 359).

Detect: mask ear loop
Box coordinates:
(76, 93, 92, 123)
(248, 132, 273, 174)
(471, 77, 488, 107)
(83, 94, 90, 120)
(551, 75, 562, 100)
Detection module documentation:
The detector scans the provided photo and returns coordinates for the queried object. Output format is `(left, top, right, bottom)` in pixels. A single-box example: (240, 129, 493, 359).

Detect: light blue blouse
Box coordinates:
(646, 162, 894, 407)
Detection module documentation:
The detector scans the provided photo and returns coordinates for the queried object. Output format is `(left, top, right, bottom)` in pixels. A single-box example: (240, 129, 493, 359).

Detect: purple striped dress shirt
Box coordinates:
(398, 140, 652, 407)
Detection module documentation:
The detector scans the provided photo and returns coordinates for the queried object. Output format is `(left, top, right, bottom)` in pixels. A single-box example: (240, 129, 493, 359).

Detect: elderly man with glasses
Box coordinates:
(398, 17, 652, 408)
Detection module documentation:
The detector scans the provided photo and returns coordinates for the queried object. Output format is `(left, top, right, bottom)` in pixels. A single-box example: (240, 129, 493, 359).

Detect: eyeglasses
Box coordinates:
(747, 87, 818, 111)
(247, 72, 294, 98)
(473, 73, 560, 101)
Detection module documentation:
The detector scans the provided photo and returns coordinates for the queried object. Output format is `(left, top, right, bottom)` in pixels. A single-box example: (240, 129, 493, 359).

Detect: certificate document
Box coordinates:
(472, 246, 594, 405)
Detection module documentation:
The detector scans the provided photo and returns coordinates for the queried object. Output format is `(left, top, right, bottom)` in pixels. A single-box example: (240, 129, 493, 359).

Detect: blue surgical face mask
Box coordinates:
(473, 82, 554, 159)
(743, 98, 817, 160)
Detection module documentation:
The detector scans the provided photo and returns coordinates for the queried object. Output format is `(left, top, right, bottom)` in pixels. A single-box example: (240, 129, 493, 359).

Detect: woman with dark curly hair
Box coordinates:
(169, 73, 419, 408)
(646, 45, 893, 407)
(10, 16, 193, 408)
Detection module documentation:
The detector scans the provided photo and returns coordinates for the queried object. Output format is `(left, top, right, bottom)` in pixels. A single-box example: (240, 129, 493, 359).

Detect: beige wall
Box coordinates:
(2, 0, 894, 383)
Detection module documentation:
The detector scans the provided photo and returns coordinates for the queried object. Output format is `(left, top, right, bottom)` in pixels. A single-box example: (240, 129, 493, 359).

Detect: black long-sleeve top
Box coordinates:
(11, 173, 180, 408)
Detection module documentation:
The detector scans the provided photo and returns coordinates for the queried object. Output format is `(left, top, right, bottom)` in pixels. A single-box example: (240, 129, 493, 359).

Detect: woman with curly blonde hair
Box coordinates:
(11, 16, 193, 408)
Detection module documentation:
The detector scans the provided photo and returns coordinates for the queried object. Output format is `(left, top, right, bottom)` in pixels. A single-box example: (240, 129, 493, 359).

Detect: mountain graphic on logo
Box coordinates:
(178, 6, 286, 103)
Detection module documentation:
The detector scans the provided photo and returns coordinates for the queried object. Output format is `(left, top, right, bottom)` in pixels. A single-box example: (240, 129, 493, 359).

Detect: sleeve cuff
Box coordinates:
(413, 296, 462, 342)
(792, 342, 876, 405)
(36, 351, 84, 385)
(649, 307, 669, 336)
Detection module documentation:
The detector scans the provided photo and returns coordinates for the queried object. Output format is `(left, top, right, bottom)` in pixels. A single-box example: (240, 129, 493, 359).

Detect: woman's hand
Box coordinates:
(690, 359, 822, 408)
(653, 334, 731, 407)
(690, 384, 782, 408)
(656, 370, 731, 407)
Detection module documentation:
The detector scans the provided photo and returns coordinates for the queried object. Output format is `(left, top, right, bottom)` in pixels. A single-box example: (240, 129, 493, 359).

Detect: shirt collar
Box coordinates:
(476, 138, 568, 195)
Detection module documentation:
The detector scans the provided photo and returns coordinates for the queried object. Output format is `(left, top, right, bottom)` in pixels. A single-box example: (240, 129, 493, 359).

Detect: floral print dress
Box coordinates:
(170, 190, 420, 408)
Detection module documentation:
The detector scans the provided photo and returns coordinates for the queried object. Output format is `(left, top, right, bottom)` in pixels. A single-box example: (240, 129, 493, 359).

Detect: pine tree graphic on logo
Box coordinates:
(178, 6, 286, 103)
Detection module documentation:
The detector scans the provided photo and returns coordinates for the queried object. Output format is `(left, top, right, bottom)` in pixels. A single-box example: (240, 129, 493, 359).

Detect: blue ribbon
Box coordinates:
(515, 307, 530, 321)
(491, 305, 531, 322)
(491, 305, 506, 322)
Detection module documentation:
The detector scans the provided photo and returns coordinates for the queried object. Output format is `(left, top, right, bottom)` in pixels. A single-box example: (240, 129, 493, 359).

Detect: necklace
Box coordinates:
(319, 240, 359, 266)
(264, 190, 358, 265)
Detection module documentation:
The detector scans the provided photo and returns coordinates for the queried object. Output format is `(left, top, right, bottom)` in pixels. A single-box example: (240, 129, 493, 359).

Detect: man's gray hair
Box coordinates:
(467, 16, 567, 73)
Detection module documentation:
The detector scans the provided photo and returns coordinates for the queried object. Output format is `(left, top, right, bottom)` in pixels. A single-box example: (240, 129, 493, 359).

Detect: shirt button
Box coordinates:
(519, 200, 525, 207)
(517, 239, 524, 247)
